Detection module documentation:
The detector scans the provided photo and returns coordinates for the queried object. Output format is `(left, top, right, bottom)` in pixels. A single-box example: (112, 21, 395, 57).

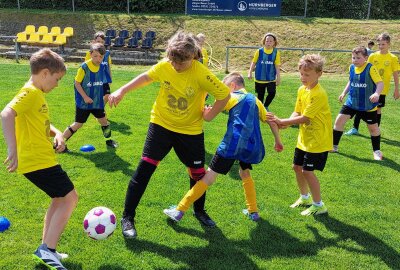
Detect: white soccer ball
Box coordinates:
(83, 206, 117, 240)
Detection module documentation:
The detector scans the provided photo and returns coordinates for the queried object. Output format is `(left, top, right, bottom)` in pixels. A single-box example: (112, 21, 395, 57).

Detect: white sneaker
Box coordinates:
(32, 243, 67, 269)
(373, 150, 383, 160)
(55, 251, 69, 260)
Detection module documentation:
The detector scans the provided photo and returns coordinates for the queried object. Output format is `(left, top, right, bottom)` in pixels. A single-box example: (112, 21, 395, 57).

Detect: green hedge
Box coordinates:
(0, 0, 398, 18)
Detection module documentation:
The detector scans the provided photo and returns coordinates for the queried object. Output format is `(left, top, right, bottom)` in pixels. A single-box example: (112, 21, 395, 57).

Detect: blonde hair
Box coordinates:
(166, 31, 201, 62)
(94, 31, 105, 41)
(261, 33, 278, 47)
(223, 72, 245, 87)
(298, 54, 325, 73)
(30, 48, 66, 75)
(377, 32, 391, 43)
(90, 42, 106, 55)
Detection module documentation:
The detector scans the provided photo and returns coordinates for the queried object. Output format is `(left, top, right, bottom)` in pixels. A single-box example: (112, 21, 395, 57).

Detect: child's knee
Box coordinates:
(292, 164, 302, 173)
(239, 168, 251, 179)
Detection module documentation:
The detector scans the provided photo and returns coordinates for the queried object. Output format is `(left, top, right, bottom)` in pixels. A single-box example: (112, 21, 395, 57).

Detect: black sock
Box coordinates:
(353, 113, 361, 130)
(48, 248, 56, 253)
(371, 135, 381, 151)
(333, 129, 343, 146)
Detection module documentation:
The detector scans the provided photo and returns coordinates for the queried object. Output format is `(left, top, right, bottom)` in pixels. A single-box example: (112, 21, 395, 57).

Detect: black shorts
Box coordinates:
(209, 153, 252, 175)
(340, 105, 378, 125)
(103, 83, 111, 96)
(378, 95, 386, 108)
(24, 165, 74, 198)
(293, 148, 328, 171)
(75, 107, 106, 123)
(142, 123, 205, 168)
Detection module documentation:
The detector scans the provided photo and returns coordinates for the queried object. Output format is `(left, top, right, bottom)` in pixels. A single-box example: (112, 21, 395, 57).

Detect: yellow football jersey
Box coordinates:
(147, 59, 230, 135)
(8, 81, 58, 174)
(368, 52, 399, 95)
(294, 83, 333, 153)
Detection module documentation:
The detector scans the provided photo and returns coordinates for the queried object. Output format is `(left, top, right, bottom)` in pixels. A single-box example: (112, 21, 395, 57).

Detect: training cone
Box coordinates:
(0, 216, 11, 232)
(80, 144, 95, 152)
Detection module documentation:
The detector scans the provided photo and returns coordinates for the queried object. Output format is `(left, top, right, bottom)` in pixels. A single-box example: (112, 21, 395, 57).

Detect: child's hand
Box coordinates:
(53, 134, 66, 153)
(84, 97, 93, 104)
(247, 73, 253, 80)
(202, 105, 213, 121)
(274, 141, 284, 152)
(108, 89, 124, 108)
(369, 93, 380, 103)
(338, 93, 345, 103)
(4, 149, 17, 172)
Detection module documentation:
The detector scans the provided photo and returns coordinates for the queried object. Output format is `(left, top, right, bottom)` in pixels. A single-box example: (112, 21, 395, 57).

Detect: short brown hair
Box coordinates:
(166, 31, 201, 62)
(352, 46, 368, 57)
(30, 48, 66, 75)
(298, 54, 325, 73)
(90, 42, 106, 55)
(377, 32, 391, 43)
(223, 72, 245, 87)
(261, 33, 278, 47)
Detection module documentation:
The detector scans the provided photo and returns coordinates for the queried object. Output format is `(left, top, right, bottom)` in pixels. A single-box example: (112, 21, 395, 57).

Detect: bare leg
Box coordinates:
(293, 164, 309, 195)
(302, 170, 321, 202)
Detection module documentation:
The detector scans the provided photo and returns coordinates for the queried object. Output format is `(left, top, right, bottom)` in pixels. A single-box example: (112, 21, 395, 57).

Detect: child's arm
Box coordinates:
(1, 107, 18, 172)
(339, 81, 350, 103)
(108, 72, 153, 108)
(369, 81, 383, 103)
(275, 64, 281, 86)
(268, 111, 308, 129)
(393, 71, 399, 100)
(248, 62, 256, 79)
(75, 80, 93, 104)
(267, 121, 283, 152)
(50, 124, 66, 153)
(203, 94, 230, 122)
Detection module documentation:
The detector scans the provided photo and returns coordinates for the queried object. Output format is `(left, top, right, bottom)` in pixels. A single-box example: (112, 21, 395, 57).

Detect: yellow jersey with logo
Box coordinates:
(147, 59, 230, 135)
(8, 81, 58, 174)
(295, 83, 333, 153)
(368, 51, 399, 95)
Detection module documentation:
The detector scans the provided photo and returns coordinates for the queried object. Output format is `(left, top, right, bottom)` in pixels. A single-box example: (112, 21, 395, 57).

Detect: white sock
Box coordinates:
(301, 193, 310, 200)
(313, 201, 323, 207)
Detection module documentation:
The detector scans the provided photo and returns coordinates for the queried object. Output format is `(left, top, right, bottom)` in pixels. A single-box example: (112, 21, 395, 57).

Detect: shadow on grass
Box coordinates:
(67, 149, 133, 177)
(108, 119, 133, 136)
(337, 152, 400, 172)
(315, 215, 400, 269)
(381, 136, 400, 148)
(123, 218, 334, 268)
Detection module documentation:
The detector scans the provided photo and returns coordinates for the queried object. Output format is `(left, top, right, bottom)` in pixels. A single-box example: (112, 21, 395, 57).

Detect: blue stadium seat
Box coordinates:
(105, 29, 116, 39)
(141, 37, 153, 49)
(113, 37, 125, 47)
(127, 37, 139, 48)
(145, 31, 156, 40)
(118, 29, 129, 39)
(132, 30, 143, 40)
(104, 36, 112, 47)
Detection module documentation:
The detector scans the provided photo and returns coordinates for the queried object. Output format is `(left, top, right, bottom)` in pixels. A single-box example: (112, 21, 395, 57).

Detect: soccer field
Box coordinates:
(0, 61, 399, 269)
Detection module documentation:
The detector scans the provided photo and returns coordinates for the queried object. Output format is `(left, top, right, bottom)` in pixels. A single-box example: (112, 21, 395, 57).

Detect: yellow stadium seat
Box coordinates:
(16, 32, 27, 43)
(22, 25, 36, 35)
(62, 27, 74, 37)
(39, 34, 54, 45)
(36, 26, 48, 36)
(53, 34, 66, 45)
(49, 26, 61, 37)
(26, 33, 40, 44)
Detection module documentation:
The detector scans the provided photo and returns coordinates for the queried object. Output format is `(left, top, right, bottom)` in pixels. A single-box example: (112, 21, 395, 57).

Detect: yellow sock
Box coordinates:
(242, 176, 258, 213)
(177, 181, 208, 212)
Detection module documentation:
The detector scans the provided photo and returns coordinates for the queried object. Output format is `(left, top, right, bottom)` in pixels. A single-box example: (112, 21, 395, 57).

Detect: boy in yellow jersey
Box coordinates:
(85, 31, 112, 105)
(196, 33, 209, 68)
(108, 31, 230, 238)
(332, 46, 383, 160)
(1, 48, 78, 269)
(248, 33, 281, 110)
(269, 54, 332, 216)
(163, 72, 283, 223)
(346, 33, 399, 135)
(63, 42, 118, 149)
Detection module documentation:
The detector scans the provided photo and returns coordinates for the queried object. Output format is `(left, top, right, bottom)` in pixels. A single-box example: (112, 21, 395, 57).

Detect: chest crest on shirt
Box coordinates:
(162, 80, 173, 91)
(39, 104, 48, 113)
(185, 86, 195, 98)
